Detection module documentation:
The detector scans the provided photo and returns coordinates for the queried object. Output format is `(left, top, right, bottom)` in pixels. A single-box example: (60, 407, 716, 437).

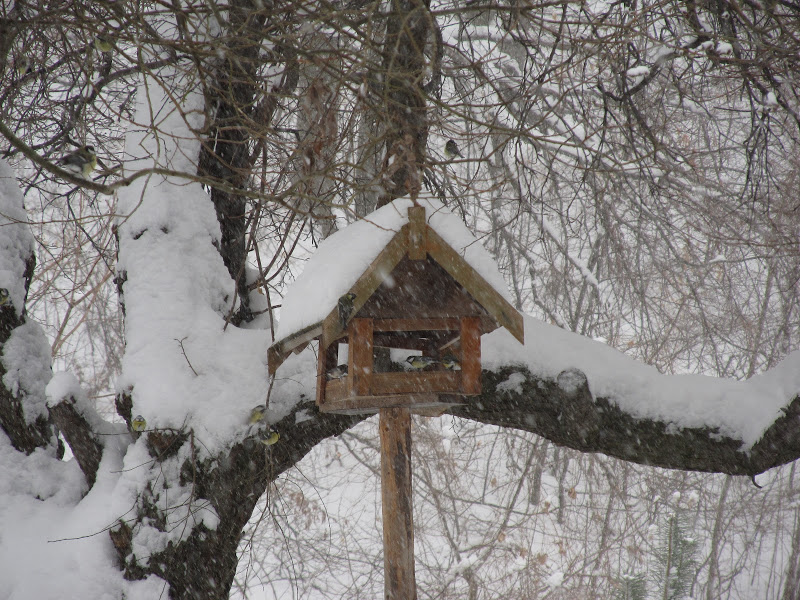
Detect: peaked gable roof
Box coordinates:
(269, 194, 523, 374)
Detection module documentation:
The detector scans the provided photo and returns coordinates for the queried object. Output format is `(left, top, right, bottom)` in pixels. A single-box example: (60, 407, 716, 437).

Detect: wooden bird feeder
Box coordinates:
(269, 205, 524, 413)
(268, 203, 524, 600)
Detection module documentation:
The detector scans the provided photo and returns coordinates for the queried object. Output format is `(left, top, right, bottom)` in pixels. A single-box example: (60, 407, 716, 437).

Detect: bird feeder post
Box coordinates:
(381, 206, 422, 600)
(379, 406, 417, 600)
(316, 335, 333, 406)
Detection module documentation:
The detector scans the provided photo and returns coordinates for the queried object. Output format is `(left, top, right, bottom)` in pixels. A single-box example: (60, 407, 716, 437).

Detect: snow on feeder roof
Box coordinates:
(269, 194, 523, 375)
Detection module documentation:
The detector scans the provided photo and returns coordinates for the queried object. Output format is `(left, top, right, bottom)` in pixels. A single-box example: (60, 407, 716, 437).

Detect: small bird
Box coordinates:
(94, 35, 113, 53)
(441, 355, 461, 371)
(444, 139, 463, 160)
(259, 428, 280, 446)
(14, 56, 32, 76)
(406, 355, 438, 370)
(0, 288, 10, 307)
(131, 415, 147, 432)
(59, 145, 97, 178)
(326, 364, 348, 380)
(248, 404, 267, 424)
(337, 292, 357, 330)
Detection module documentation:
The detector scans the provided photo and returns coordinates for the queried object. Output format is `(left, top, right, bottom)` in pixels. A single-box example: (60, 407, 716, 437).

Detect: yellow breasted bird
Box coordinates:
(441, 355, 461, 370)
(14, 56, 33, 76)
(248, 404, 267, 424)
(260, 428, 280, 446)
(337, 292, 357, 330)
(131, 415, 147, 432)
(59, 145, 97, 178)
(0, 289, 10, 307)
(406, 355, 438, 370)
(94, 35, 113, 53)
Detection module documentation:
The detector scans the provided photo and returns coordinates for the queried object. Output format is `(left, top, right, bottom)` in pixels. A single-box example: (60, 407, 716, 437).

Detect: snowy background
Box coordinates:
(1, 0, 799, 598)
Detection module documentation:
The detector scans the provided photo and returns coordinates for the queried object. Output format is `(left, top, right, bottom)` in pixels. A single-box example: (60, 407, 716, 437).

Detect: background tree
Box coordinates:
(1, 0, 799, 598)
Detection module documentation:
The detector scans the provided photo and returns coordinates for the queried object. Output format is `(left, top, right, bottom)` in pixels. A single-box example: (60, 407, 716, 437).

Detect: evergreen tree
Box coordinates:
(651, 513, 699, 600)
(614, 572, 647, 600)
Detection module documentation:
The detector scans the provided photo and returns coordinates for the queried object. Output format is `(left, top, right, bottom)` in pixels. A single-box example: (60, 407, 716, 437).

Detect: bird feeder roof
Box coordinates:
(269, 193, 523, 373)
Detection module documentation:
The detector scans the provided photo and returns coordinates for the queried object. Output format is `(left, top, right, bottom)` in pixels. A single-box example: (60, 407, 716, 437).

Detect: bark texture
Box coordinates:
(49, 397, 102, 486)
(0, 238, 56, 456)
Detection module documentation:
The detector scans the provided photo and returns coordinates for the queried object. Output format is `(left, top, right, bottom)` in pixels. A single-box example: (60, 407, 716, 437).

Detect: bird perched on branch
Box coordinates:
(14, 56, 32, 76)
(326, 364, 348, 380)
(59, 145, 97, 178)
(406, 355, 438, 370)
(248, 404, 267, 424)
(94, 35, 113, 53)
(444, 139, 463, 160)
(131, 415, 147, 432)
(441, 355, 461, 371)
(337, 292, 357, 330)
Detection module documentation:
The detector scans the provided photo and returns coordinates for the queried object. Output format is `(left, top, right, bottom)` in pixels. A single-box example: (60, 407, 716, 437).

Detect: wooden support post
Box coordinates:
(461, 316, 481, 395)
(379, 407, 417, 600)
(317, 339, 339, 407)
(349, 318, 374, 396)
(316, 337, 328, 406)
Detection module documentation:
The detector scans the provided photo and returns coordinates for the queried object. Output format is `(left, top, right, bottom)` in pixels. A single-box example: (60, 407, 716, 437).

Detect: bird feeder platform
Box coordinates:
(318, 315, 482, 414)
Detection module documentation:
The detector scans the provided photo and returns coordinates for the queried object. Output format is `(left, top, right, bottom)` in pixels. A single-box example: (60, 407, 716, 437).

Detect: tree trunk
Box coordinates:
(377, 0, 432, 206)
(108, 401, 364, 599)
(0, 162, 58, 457)
(198, 0, 299, 324)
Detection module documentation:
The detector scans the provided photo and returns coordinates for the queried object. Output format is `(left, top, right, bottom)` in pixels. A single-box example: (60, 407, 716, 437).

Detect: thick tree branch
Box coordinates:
(110, 400, 364, 600)
(49, 398, 103, 487)
(197, 1, 300, 324)
(0, 393, 53, 455)
(449, 367, 800, 477)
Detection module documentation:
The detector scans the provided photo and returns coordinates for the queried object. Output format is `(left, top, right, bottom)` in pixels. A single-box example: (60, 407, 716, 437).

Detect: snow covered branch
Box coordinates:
(451, 366, 800, 478)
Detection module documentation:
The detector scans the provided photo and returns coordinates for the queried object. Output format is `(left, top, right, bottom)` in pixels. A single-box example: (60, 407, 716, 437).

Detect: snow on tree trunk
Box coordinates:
(0, 160, 57, 456)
